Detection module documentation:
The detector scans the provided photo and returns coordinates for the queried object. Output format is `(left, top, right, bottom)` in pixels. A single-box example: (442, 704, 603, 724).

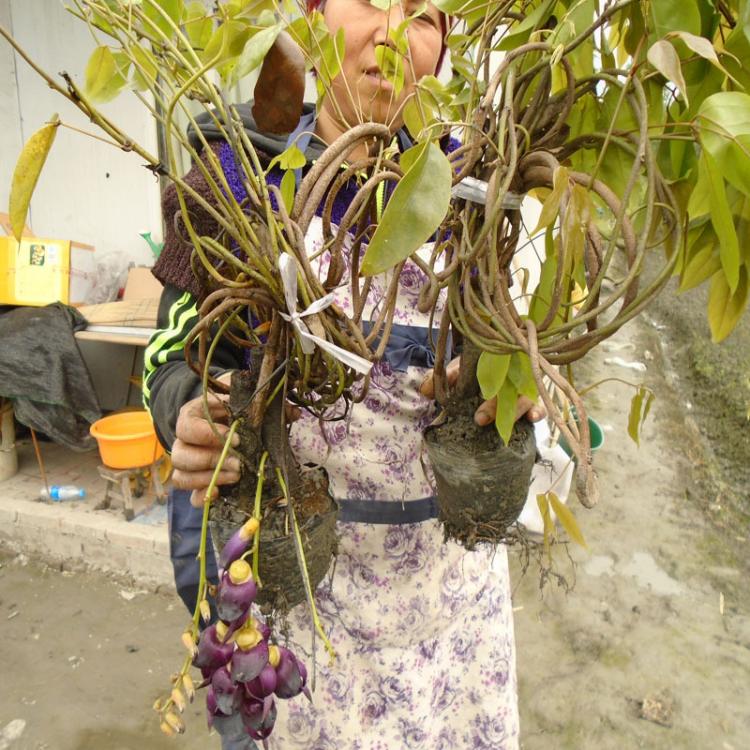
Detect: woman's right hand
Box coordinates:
(171, 374, 241, 508)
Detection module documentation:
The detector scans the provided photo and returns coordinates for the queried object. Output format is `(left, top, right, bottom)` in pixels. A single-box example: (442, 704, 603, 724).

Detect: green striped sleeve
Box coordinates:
(142, 291, 198, 408)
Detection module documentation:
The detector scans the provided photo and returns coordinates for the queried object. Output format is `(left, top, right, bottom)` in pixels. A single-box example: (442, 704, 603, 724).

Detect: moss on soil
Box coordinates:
(650, 277, 750, 568)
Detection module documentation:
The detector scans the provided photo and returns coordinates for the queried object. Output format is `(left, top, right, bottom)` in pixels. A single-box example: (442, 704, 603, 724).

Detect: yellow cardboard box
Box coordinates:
(0, 234, 96, 307)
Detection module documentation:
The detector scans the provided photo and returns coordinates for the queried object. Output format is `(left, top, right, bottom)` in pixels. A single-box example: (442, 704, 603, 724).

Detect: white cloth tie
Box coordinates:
(278, 253, 373, 375)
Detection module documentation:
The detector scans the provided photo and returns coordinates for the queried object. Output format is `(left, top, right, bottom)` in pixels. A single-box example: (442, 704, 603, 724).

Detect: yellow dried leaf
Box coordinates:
(536, 493, 555, 554)
(548, 492, 587, 549)
(8, 114, 60, 241)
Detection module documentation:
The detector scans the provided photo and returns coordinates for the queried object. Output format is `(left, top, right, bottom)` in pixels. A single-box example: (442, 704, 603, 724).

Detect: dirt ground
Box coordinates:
(512, 299, 750, 749)
(1, 299, 748, 750)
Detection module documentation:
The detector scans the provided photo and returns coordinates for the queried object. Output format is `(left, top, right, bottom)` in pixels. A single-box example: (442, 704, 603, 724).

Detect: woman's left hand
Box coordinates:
(419, 357, 546, 426)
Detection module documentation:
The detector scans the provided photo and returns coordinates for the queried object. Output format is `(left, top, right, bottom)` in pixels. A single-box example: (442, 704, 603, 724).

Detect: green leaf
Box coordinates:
(477, 352, 511, 400)
(130, 43, 158, 91)
(374, 44, 405, 95)
(627, 386, 654, 446)
(507, 352, 539, 401)
(531, 165, 568, 235)
(497, 0, 556, 51)
(679, 236, 722, 291)
(201, 19, 252, 66)
(647, 40, 688, 107)
(722, 22, 750, 93)
(648, 0, 701, 38)
(280, 169, 295, 214)
(85, 46, 128, 103)
(562, 183, 589, 267)
(402, 97, 427, 140)
(494, 377, 519, 446)
(184, 1, 213, 50)
(697, 92, 750, 199)
(268, 143, 307, 173)
(707, 266, 749, 343)
(229, 23, 281, 87)
(361, 142, 452, 276)
(548, 492, 587, 548)
(703, 151, 741, 293)
(529, 226, 566, 327)
(226, 0, 276, 17)
(433, 0, 484, 14)
(687, 152, 711, 220)
(142, 0, 184, 39)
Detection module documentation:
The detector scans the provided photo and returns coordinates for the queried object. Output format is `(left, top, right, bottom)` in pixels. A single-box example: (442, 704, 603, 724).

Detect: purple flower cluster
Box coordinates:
(192, 532, 311, 747)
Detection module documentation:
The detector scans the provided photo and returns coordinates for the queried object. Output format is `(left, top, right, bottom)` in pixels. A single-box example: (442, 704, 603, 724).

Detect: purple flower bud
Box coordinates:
(239, 694, 265, 733)
(219, 518, 259, 570)
(244, 663, 278, 699)
(231, 638, 269, 684)
(211, 665, 241, 715)
(216, 561, 257, 623)
(193, 622, 234, 672)
(205, 686, 244, 737)
(242, 695, 277, 739)
(274, 646, 305, 699)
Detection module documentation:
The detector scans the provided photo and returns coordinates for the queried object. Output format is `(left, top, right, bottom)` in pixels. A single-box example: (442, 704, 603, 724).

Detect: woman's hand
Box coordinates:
(171, 373, 241, 508)
(171, 373, 302, 508)
(419, 357, 546, 425)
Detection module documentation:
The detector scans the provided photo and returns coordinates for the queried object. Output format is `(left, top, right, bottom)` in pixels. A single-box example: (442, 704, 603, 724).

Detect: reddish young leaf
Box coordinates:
(252, 32, 305, 135)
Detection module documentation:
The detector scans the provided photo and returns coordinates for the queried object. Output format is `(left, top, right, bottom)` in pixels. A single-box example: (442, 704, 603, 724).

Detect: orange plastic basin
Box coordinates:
(90, 411, 164, 469)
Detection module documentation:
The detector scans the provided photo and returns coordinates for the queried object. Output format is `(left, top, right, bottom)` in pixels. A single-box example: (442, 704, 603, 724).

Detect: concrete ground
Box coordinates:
(0, 307, 748, 749)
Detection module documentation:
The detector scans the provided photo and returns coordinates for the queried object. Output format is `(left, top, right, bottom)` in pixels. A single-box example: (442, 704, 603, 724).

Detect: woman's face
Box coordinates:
(319, 0, 444, 130)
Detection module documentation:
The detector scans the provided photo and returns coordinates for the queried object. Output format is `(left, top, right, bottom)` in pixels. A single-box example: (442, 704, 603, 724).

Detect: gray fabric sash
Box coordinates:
(337, 497, 438, 524)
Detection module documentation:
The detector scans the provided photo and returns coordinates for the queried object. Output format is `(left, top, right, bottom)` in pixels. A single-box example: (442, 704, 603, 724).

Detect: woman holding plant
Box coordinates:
(146, 1, 544, 747)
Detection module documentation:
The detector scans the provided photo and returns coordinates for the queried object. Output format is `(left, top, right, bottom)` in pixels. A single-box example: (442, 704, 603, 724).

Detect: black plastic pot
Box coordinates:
(424, 414, 536, 549)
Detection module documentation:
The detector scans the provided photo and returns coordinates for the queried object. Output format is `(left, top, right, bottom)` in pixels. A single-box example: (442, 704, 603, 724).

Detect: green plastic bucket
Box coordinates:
(558, 415, 604, 458)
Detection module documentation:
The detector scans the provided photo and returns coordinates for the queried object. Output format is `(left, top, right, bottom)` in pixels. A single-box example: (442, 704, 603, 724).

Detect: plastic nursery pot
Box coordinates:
(557, 416, 604, 459)
(424, 405, 537, 550)
(209, 467, 338, 614)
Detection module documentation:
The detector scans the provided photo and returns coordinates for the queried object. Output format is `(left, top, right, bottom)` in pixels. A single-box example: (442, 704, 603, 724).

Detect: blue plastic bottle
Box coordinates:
(40, 485, 86, 501)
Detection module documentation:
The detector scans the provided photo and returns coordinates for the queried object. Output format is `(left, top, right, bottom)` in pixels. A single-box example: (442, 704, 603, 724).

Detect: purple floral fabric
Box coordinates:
(264, 218, 519, 749)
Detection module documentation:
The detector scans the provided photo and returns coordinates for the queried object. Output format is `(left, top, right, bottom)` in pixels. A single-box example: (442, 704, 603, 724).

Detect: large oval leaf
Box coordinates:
(697, 92, 750, 198)
(8, 115, 60, 241)
(648, 0, 701, 38)
(228, 23, 281, 88)
(360, 142, 452, 276)
(703, 151, 741, 293)
(85, 46, 128, 103)
(142, 0, 184, 39)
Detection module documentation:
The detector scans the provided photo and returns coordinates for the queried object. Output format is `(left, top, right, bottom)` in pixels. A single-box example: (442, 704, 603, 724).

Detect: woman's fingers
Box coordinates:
(171, 440, 241, 474)
(419, 357, 460, 399)
(474, 395, 546, 426)
(172, 467, 240, 491)
(175, 400, 238, 449)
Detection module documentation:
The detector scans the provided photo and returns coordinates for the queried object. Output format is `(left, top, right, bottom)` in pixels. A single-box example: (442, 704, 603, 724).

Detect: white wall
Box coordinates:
(0, 0, 162, 280)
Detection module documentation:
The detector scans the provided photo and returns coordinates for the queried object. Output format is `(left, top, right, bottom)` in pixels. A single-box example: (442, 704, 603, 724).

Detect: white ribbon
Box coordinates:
(278, 254, 373, 375)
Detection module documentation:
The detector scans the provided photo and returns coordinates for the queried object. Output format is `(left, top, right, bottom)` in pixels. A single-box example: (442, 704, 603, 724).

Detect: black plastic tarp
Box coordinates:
(0, 303, 101, 451)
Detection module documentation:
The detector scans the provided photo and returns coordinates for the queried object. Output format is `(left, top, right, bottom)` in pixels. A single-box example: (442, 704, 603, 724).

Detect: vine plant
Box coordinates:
(3, 0, 750, 735)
